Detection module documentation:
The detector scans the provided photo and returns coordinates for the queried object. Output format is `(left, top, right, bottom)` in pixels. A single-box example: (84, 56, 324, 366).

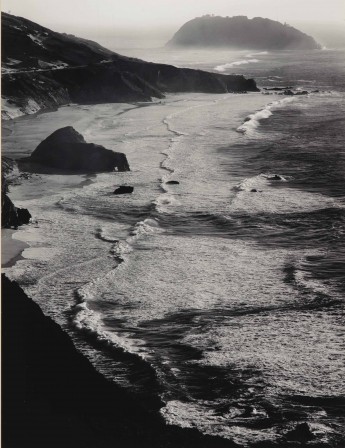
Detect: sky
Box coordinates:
(2, 0, 345, 47)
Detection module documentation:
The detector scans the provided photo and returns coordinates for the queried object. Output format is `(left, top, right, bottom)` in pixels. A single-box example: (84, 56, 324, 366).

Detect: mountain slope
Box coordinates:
(166, 15, 320, 50)
(1, 13, 258, 120)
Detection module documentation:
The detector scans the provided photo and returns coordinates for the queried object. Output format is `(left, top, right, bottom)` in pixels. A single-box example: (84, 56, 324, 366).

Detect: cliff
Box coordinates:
(1, 275, 239, 448)
(166, 15, 321, 50)
(1, 12, 258, 120)
(1, 157, 31, 228)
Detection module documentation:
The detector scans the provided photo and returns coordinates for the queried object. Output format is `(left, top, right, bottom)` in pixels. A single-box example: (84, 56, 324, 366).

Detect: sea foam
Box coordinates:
(237, 97, 295, 136)
(214, 59, 259, 72)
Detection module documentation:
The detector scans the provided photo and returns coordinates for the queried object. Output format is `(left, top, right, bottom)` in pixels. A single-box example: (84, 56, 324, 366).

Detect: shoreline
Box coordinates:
(2, 275, 239, 448)
(2, 93, 338, 446)
(1, 228, 29, 268)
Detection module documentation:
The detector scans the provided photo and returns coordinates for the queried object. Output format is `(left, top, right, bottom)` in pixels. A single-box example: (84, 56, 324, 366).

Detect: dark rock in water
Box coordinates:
(285, 423, 315, 442)
(27, 127, 130, 172)
(250, 188, 257, 192)
(1, 193, 31, 228)
(17, 207, 32, 224)
(1, 158, 31, 228)
(166, 180, 180, 185)
(295, 90, 309, 95)
(264, 87, 293, 91)
(268, 175, 283, 181)
(283, 90, 295, 96)
(114, 185, 134, 195)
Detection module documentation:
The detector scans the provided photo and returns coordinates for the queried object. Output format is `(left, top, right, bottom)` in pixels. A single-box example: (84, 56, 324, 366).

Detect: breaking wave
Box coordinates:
(237, 97, 295, 136)
(214, 58, 259, 72)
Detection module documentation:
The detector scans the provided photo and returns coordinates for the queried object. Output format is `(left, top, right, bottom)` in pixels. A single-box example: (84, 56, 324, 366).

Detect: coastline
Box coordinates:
(2, 275, 239, 448)
(0, 94, 284, 447)
(3, 89, 344, 445)
(1, 228, 29, 268)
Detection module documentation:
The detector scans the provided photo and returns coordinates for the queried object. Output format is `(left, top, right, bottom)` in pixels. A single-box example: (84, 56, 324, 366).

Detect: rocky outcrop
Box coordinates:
(166, 15, 321, 50)
(284, 423, 315, 443)
(2, 275, 239, 448)
(114, 185, 134, 194)
(2, 13, 258, 120)
(25, 126, 130, 172)
(166, 180, 180, 185)
(1, 158, 31, 228)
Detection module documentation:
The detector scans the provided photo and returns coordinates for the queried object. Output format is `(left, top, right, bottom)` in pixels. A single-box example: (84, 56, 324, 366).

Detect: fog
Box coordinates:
(292, 21, 345, 49)
(2, 0, 344, 49)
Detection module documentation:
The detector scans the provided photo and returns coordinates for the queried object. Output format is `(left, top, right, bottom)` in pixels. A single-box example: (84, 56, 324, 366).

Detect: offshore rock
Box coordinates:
(285, 423, 315, 442)
(114, 185, 134, 194)
(166, 180, 180, 185)
(166, 15, 321, 50)
(27, 126, 130, 172)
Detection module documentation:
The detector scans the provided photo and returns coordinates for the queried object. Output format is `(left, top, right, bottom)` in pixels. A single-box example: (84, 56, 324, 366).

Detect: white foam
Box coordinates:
(72, 297, 148, 358)
(246, 51, 269, 57)
(214, 59, 259, 72)
(230, 173, 339, 215)
(153, 194, 181, 213)
(234, 173, 290, 192)
(161, 400, 277, 444)
(237, 97, 295, 136)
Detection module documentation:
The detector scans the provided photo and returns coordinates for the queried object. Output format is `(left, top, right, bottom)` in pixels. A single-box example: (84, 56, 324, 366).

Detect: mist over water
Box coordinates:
(3, 47, 345, 446)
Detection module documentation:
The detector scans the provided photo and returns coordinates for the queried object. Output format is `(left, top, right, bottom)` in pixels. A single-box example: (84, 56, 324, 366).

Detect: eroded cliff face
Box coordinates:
(1, 12, 258, 120)
(1, 158, 31, 228)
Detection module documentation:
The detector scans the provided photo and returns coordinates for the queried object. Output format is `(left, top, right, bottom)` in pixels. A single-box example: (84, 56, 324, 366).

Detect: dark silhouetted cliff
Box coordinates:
(2, 275, 240, 448)
(1, 157, 31, 228)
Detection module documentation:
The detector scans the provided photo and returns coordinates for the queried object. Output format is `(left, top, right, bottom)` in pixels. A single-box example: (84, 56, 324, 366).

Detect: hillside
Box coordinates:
(166, 15, 320, 50)
(1, 13, 258, 120)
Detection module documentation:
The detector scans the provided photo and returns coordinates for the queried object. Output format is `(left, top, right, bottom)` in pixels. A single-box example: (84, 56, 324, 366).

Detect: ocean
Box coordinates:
(2, 47, 345, 446)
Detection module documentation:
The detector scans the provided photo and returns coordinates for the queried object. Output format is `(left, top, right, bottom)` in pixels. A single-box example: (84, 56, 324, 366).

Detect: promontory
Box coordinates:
(166, 15, 320, 50)
(2, 12, 258, 121)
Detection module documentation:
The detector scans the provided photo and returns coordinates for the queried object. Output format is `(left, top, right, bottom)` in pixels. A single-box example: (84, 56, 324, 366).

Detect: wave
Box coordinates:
(214, 59, 259, 72)
(237, 97, 295, 136)
(162, 117, 188, 137)
(71, 217, 164, 368)
(95, 227, 119, 243)
(128, 218, 162, 244)
(246, 51, 269, 57)
(233, 173, 289, 192)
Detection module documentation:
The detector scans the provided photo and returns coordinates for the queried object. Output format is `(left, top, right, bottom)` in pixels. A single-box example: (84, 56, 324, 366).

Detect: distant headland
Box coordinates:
(166, 15, 321, 50)
(1, 12, 258, 121)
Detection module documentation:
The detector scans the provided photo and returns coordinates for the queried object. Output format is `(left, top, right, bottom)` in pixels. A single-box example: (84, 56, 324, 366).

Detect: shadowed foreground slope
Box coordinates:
(2, 275, 240, 448)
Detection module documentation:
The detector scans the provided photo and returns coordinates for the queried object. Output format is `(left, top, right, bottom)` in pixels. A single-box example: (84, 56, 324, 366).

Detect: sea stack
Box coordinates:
(166, 15, 321, 50)
(27, 127, 130, 172)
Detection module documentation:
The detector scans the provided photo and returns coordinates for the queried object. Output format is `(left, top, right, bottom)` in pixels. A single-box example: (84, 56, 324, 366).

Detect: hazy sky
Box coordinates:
(2, 0, 345, 33)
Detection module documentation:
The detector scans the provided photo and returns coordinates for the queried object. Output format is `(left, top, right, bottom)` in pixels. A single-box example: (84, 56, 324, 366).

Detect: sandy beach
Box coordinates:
(1, 228, 29, 268)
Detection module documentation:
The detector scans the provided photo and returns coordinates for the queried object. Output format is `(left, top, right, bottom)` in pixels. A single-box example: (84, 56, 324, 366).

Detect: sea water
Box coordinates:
(3, 48, 345, 446)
